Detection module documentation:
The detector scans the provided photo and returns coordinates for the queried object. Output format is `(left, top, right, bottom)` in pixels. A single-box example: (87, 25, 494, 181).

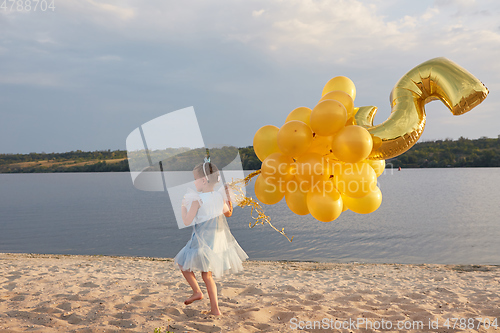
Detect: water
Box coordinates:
(1, 169, 499, 264)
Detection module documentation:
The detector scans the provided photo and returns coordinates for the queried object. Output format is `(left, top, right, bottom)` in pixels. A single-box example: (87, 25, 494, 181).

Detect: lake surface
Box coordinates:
(1, 168, 499, 264)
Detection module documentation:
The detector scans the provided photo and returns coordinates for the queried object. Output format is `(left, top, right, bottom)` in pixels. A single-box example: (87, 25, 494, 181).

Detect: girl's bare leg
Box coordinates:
(179, 265, 203, 305)
(202, 271, 222, 316)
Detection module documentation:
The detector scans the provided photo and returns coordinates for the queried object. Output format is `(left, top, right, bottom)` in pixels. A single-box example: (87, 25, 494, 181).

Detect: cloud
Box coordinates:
(17, 0, 497, 69)
(252, 9, 265, 17)
(1, 0, 500, 153)
(86, 0, 135, 20)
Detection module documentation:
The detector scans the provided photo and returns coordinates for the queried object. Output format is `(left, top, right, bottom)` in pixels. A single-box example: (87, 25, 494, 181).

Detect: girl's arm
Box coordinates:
(223, 199, 233, 217)
(182, 201, 200, 226)
(222, 184, 233, 217)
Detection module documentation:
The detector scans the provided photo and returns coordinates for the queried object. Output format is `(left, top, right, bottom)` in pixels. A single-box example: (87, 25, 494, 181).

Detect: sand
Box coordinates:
(0, 253, 499, 333)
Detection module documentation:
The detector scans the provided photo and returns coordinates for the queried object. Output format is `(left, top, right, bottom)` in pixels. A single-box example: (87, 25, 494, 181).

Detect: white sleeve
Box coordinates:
(182, 188, 203, 212)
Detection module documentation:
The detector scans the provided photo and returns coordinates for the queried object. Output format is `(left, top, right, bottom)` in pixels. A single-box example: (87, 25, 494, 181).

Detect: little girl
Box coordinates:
(174, 160, 249, 316)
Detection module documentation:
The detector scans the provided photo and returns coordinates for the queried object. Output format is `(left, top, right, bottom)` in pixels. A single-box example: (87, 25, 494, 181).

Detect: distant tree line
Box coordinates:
(1, 137, 499, 173)
(387, 137, 500, 168)
(0, 149, 128, 165)
(0, 147, 261, 173)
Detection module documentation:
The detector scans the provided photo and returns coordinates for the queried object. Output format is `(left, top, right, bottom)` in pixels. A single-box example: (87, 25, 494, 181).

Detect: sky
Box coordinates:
(1, 0, 500, 154)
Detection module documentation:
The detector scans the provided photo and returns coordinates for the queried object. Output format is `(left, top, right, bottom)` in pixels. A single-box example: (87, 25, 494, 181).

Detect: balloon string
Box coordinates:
(226, 170, 294, 242)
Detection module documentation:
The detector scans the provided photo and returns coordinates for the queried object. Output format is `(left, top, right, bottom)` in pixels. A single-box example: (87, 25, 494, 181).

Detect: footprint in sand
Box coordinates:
(278, 284, 297, 292)
(306, 293, 325, 301)
(5, 273, 22, 281)
(48, 265, 59, 272)
(31, 306, 62, 315)
(2, 282, 17, 291)
(57, 302, 72, 311)
(240, 285, 264, 296)
(113, 312, 132, 319)
(10, 294, 26, 302)
(131, 295, 148, 301)
(6, 310, 52, 326)
(187, 322, 222, 333)
(114, 303, 138, 311)
(61, 312, 84, 325)
(108, 319, 136, 328)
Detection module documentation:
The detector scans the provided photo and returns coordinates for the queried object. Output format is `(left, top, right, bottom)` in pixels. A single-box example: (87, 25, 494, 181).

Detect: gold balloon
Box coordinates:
(331, 125, 373, 163)
(319, 90, 355, 119)
(334, 162, 377, 198)
(277, 120, 313, 158)
(322, 76, 356, 101)
(254, 174, 285, 205)
(285, 179, 309, 215)
(355, 57, 489, 160)
(294, 152, 329, 190)
(261, 152, 295, 183)
(307, 134, 333, 155)
(306, 186, 343, 222)
(285, 107, 312, 127)
(253, 125, 281, 162)
(342, 186, 382, 214)
(310, 100, 347, 136)
(345, 106, 359, 126)
(366, 159, 385, 177)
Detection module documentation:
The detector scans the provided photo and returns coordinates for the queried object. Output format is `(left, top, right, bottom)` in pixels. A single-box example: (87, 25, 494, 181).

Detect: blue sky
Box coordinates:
(1, 0, 499, 154)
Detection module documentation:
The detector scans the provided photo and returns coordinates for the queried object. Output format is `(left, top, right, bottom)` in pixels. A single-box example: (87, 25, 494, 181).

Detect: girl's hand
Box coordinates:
(223, 199, 233, 217)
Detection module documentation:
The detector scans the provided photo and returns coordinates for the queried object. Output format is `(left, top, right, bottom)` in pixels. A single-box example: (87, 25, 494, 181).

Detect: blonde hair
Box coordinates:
(193, 162, 220, 184)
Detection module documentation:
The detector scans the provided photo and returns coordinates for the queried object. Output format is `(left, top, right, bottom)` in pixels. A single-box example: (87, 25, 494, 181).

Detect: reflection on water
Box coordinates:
(1, 168, 499, 264)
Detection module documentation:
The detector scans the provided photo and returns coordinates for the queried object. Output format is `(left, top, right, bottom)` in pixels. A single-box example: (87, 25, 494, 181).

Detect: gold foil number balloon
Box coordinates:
(355, 57, 489, 160)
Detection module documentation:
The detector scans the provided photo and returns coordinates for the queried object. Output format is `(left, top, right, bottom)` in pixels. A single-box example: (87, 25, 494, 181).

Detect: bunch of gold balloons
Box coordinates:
(250, 57, 488, 227)
(253, 76, 385, 222)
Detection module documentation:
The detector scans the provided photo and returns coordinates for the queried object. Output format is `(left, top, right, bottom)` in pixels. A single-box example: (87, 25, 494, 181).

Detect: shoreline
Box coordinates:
(2, 252, 499, 267)
(2, 166, 500, 175)
(1, 253, 499, 332)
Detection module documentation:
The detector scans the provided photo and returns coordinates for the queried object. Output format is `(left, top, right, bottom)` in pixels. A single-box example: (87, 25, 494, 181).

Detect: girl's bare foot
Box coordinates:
(184, 292, 203, 305)
(210, 309, 222, 316)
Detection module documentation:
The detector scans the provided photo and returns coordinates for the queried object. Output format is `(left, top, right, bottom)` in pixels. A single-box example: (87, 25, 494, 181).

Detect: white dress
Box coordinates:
(174, 188, 249, 278)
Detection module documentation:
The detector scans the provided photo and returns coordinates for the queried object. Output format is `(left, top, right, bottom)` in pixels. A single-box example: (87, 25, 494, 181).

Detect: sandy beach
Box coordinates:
(0, 253, 499, 333)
